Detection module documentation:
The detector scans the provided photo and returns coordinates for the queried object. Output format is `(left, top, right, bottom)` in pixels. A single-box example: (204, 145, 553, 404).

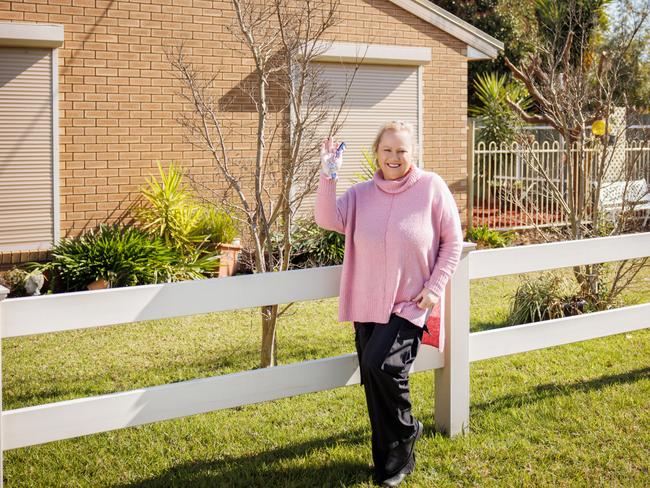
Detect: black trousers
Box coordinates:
(353, 313, 426, 481)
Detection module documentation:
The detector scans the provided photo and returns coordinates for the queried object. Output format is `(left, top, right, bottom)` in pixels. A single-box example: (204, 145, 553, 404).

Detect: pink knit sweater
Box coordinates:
(314, 165, 464, 333)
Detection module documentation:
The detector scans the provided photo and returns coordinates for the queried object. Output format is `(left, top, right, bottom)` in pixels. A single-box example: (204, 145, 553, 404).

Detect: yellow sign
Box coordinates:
(591, 119, 607, 136)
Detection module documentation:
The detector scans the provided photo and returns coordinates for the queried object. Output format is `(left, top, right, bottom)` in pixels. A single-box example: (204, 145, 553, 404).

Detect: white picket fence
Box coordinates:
(471, 139, 650, 229)
(1, 232, 650, 486)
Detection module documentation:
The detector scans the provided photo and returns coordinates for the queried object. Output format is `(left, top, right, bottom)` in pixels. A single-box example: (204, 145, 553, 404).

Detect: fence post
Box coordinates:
(0, 284, 8, 487)
(434, 243, 475, 437)
(467, 118, 475, 232)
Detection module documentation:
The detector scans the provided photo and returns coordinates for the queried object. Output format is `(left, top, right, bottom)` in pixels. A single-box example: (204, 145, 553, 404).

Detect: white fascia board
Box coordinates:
(0, 22, 64, 48)
(467, 46, 493, 61)
(313, 42, 431, 66)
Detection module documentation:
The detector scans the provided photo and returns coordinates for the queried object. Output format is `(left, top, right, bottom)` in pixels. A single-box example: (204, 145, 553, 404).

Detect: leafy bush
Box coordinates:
(135, 161, 205, 252)
(264, 218, 345, 270)
(136, 161, 239, 251)
(466, 224, 516, 248)
(508, 273, 587, 325)
(31, 223, 219, 292)
(193, 205, 238, 246)
(290, 218, 345, 267)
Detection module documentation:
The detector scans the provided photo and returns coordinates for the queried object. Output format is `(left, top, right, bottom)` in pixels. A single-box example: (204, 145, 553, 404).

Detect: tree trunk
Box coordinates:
(260, 303, 279, 367)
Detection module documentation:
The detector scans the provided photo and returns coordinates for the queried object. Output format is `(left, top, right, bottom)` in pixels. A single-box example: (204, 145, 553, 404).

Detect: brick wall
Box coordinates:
(0, 0, 468, 266)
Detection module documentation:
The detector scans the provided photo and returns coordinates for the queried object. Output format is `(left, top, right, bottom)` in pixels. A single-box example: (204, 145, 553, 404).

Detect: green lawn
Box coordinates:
(3, 265, 650, 487)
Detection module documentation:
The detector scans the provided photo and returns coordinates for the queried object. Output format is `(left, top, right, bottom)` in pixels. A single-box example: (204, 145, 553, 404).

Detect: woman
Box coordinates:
(314, 120, 464, 487)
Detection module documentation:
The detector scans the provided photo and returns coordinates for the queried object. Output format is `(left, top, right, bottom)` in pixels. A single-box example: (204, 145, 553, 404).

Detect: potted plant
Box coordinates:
(217, 238, 242, 277)
(191, 205, 240, 277)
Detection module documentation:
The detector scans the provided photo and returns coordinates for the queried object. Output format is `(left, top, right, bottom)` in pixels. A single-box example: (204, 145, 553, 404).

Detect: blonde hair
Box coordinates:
(371, 120, 418, 164)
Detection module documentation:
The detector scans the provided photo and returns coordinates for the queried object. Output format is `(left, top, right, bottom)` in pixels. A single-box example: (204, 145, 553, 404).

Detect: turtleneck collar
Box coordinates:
(372, 164, 423, 194)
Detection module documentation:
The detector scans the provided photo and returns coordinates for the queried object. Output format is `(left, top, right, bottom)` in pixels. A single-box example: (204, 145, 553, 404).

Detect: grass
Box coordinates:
(3, 265, 650, 487)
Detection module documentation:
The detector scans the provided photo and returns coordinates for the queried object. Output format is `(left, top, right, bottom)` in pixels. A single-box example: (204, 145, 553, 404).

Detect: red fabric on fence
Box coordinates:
(422, 298, 443, 349)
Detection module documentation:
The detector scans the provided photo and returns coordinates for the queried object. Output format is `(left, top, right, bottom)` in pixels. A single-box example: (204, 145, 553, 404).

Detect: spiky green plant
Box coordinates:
(192, 206, 239, 246)
(36, 224, 175, 291)
(469, 71, 533, 144)
(136, 161, 206, 252)
(506, 272, 596, 325)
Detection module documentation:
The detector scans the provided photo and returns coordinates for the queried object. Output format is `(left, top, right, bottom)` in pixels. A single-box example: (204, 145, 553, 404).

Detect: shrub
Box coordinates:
(466, 224, 515, 248)
(507, 273, 587, 325)
(263, 218, 345, 270)
(136, 161, 239, 251)
(291, 218, 345, 267)
(193, 206, 239, 246)
(135, 161, 205, 252)
(31, 224, 220, 292)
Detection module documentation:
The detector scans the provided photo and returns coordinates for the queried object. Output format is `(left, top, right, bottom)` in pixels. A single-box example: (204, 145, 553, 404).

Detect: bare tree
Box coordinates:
(167, 0, 361, 367)
(502, 0, 649, 307)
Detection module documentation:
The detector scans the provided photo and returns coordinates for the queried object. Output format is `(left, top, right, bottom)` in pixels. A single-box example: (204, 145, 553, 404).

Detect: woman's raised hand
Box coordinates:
(320, 137, 343, 179)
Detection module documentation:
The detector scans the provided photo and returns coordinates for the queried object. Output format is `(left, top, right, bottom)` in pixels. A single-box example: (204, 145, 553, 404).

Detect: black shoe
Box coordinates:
(384, 420, 423, 475)
(382, 471, 408, 487)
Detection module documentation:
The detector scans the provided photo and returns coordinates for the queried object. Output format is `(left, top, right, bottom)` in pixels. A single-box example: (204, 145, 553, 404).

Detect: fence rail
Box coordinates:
(1, 233, 650, 486)
(0, 265, 344, 337)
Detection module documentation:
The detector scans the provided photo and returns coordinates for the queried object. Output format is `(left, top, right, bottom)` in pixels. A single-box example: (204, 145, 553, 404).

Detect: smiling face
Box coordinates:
(376, 129, 414, 180)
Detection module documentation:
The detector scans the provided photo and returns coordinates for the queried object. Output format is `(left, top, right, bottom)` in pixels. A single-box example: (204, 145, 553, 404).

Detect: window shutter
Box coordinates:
(295, 62, 420, 219)
(0, 47, 54, 252)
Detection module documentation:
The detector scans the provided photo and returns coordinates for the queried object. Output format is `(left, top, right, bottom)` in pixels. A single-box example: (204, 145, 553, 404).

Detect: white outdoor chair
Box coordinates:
(599, 179, 650, 227)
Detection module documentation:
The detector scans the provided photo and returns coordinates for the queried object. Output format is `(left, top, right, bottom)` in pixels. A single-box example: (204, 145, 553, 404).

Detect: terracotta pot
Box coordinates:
(87, 277, 110, 290)
(217, 240, 242, 277)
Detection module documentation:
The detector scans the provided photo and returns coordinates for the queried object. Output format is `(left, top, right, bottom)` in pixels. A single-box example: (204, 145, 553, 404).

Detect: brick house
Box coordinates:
(0, 0, 503, 268)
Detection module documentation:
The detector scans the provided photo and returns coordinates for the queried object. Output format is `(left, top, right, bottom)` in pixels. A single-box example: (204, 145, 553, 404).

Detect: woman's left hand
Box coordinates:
(413, 287, 440, 309)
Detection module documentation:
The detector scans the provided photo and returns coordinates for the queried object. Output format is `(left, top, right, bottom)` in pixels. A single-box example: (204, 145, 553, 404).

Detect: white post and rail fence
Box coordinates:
(0, 233, 649, 485)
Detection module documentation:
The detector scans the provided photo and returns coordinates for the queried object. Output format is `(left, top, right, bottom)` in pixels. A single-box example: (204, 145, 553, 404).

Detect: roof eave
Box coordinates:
(388, 0, 504, 59)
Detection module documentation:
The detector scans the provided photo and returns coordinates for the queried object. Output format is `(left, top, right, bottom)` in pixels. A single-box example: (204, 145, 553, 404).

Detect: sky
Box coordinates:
(604, 0, 650, 37)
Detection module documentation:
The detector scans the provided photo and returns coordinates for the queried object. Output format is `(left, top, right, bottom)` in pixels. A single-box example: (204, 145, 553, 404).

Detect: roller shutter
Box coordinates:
(295, 62, 420, 219)
(0, 47, 54, 252)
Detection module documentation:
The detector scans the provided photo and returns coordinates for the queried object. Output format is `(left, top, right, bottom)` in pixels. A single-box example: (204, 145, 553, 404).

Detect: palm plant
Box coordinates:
(469, 71, 533, 144)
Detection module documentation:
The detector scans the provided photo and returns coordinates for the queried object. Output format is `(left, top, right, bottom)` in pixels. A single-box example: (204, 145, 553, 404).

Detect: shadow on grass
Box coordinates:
(107, 367, 650, 487)
(4, 352, 260, 410)
(113, 428, 378, 488)
(472, 366, 650, 413)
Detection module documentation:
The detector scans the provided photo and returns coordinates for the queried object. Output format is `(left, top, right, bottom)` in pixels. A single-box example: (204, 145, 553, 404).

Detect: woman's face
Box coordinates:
(377, 129, 414, 180)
